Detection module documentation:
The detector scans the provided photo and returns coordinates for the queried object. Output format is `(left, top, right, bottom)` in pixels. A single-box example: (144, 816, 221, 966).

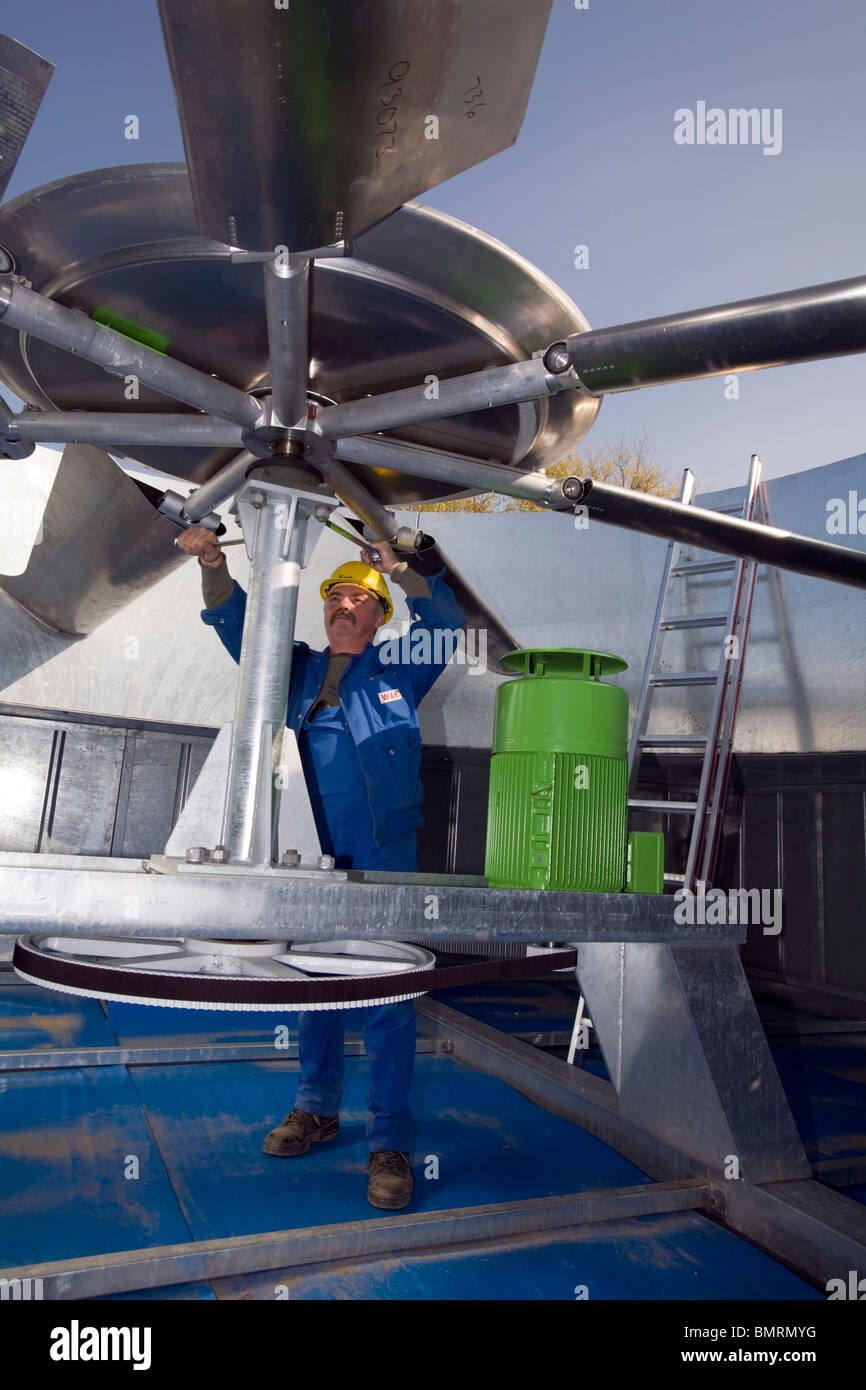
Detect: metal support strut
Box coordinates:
(221, 484, 310, 866)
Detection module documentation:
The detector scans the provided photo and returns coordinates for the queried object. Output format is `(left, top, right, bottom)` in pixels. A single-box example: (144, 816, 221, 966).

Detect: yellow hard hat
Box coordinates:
(320, 561, 393, 623)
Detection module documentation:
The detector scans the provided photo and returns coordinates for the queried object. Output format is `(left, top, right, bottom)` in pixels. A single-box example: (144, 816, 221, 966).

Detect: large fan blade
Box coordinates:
(157, 0, 553, 252)
(0, 443, 187, 636)
(0, 33, 54, 208)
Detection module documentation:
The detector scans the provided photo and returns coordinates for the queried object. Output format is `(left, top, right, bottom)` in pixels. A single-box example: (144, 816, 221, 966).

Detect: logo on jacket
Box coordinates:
(378, 688, 404, 704)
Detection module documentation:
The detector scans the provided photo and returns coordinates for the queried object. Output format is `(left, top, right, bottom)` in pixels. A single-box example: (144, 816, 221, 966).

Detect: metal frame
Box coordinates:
(1, 16, 864, 1304)
(0, 852, 717, 942)
(0, 1033, 450, 1072)
(3, 271, 866, 592)
(0, 1179, 712, 1300)
(1, 994, 862, 1294)
(415, 1001, 866, 1292)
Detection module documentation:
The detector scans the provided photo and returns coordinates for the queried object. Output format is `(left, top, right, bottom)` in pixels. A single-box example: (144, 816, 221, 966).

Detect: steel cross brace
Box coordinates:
(4, 271, 866, 451)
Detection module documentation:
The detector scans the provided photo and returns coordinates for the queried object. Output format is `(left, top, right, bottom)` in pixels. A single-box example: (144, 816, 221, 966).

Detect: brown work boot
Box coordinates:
(366, 1150, 413, 1209)
(263, 1108, 339, 1157)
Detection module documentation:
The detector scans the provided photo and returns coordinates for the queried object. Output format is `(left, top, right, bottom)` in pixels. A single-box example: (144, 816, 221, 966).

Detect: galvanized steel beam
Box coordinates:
(0, 853, 738, 943)
(0, 1036, 448, 1072)
(0, 1178, 712, 1299)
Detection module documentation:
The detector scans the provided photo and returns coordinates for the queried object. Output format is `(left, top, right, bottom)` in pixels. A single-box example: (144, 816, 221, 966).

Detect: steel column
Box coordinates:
(575, 942, 810, 1183)
(220, 487, 308, 864)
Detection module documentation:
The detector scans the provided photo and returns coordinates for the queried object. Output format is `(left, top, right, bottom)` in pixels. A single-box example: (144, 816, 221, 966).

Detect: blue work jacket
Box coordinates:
(201, 569, 466, 846)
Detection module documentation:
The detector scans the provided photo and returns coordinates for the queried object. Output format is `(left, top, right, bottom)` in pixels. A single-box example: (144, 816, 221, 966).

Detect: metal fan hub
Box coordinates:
(0, 164, 599, 495)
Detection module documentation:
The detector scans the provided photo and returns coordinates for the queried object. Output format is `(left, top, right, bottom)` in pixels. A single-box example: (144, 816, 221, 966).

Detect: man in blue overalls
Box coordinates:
(178, 523, 465, 1208)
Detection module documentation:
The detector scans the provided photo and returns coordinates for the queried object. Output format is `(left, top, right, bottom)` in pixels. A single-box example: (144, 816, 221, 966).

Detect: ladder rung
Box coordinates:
(714, 504, 746, 514)
(664, 872, 686, 883)
(638, 735, 708, 747)
(628, 799, 698, 813)
(660, 613, 728, 630)
(671, 559, 736, 576)
(649, 672, 718, 686)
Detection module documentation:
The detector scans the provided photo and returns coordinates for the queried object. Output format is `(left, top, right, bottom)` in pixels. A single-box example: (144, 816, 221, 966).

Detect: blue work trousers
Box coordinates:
(294, 710, 418, 1154)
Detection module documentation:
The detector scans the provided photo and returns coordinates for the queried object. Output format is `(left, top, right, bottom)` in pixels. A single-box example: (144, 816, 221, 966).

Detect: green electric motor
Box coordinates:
(484, 648, 629, 891)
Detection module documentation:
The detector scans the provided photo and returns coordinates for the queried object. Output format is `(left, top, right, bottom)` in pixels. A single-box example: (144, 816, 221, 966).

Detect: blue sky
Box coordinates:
(2, 0, 865, 490)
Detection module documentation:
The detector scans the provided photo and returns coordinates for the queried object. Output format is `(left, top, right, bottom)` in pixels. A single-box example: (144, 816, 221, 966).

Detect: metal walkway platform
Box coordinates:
(0, 973, 863, 1300)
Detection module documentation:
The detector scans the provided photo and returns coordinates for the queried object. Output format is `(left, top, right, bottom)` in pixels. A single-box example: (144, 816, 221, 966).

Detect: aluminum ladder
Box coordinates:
(568, 456, 764, 1067)
(626, 454, 764, 892)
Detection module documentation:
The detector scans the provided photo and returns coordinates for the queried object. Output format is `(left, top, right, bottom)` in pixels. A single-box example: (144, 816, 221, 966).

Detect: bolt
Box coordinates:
(185, 846, 210, 863)
(211, 845, 230, 863)
(250, 490, 266, 509)
(281, 849, 301, 867)
(318, 855, 336, 870)
(545, 342, 570, 374)
(705, 1184, 727, 1214)
(562, 477, 583, 501)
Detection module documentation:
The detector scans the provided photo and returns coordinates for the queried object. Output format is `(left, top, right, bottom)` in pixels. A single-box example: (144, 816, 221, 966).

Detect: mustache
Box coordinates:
(329, 608, 355, 623)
